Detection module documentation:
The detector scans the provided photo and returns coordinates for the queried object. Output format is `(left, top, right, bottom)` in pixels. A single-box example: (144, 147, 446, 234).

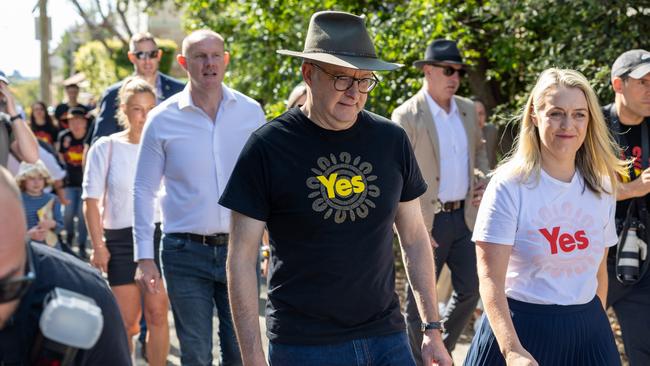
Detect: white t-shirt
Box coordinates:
(82, 135, 161, 229)
(472, 169, 617, 305)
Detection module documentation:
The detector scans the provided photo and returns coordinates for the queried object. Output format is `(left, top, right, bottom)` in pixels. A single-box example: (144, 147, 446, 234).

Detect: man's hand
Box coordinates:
(135, 259, 162, 294)
(472, 180, 487, 207)
(90, 244, 111, 274)
(504, 348, 539, 366)
(421, 330, 452, 366)
(633, 168, 650, 197)
(0, 82, 17, 115)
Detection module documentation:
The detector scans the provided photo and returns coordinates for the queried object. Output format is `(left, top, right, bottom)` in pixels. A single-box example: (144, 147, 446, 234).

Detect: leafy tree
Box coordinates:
(177, 0, 649, 125)
(74, 38, 178, 96)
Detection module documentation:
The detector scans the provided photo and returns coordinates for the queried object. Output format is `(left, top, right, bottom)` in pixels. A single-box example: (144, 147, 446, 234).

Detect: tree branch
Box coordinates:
(116, 0, 134, 38)
(70, 0, 112, 52)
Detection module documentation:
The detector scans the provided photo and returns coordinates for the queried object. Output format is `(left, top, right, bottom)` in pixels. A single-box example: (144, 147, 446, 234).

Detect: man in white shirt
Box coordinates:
(392, 39, 489, 362)
(133, 29, 265, 366)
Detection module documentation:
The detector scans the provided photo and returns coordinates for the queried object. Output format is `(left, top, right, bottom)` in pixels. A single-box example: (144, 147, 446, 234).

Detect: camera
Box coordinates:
(617, 221, 649, 283)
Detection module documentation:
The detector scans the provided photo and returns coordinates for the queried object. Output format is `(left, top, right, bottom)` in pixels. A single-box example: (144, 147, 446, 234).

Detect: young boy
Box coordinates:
(15, 161, 63, 247)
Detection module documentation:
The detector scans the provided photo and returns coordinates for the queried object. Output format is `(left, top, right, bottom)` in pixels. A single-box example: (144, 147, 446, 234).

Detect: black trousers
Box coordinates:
(405, 208, 480, 364)
(607, 258, 650, 366)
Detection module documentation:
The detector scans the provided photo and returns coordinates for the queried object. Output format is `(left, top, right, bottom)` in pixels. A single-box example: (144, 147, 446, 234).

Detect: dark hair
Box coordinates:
(29, 101, 56, 129)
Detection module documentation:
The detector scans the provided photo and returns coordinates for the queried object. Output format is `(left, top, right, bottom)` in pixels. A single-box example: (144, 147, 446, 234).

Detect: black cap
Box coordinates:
(63, 106, 88, 120)
(612, 49, 650, 79)
(413, 39, 466, 69)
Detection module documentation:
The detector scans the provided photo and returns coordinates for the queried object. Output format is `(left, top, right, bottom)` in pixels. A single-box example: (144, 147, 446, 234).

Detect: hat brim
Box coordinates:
(277, 50, 402, 71)
(413, 60, 467, 70)
(629, 63, 650, 79)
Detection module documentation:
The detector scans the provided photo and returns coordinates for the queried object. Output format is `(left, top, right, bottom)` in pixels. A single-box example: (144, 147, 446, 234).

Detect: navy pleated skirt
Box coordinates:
(464, 296, 620, 366)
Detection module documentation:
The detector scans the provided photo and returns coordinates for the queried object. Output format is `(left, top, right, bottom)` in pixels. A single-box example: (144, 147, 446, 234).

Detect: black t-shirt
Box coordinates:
(57, 130, 86, 187)
(0, 243, 130, 365)
(54, 103, 90, 130)
(31, 122, 59, 146)
(219, 108, 427, 344)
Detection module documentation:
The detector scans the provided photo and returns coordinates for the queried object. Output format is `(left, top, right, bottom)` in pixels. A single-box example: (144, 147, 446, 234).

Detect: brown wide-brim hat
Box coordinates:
(277, 11, 402, 71)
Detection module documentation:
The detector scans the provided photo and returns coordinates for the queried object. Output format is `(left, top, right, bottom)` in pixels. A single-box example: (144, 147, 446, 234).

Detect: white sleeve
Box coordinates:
(604, 192, 618, 247)
(472, 174, 519, 245)
(133, 120, 164, 261)
(38, 146, 66, 181)
(81, 138, 109, 200)
(256, 104, 266, 126)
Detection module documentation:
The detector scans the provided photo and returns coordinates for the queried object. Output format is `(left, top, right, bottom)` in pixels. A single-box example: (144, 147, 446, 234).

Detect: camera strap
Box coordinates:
(610, 103, 650, 285)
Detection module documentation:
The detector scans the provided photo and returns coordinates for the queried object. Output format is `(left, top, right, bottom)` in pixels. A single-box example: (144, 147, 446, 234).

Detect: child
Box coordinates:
(16, 161, 63, 247)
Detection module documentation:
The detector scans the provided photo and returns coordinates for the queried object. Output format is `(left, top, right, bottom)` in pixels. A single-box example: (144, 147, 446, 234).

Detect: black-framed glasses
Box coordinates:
(133, 50, 159, 60)
(0, 243, 35, 304)
(432, 64, 466, 77)
(309, 63, 379, 93)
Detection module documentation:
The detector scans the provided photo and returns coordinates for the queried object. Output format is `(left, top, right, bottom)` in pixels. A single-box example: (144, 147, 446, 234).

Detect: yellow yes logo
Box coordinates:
(316, 173, 366, 198)
(306, 152, 380, 224)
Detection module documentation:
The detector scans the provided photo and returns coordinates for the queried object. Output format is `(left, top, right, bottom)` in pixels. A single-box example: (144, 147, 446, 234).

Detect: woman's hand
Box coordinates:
(90, 243, 111, 273)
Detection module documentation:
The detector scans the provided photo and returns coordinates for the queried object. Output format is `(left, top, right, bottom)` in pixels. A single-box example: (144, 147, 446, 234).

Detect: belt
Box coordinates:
(168, 232, 229, 246)
(433, 200, 464, 214)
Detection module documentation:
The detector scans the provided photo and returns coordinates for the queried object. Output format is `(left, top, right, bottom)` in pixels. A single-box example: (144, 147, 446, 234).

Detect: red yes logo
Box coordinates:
(538, 226, 589, 254)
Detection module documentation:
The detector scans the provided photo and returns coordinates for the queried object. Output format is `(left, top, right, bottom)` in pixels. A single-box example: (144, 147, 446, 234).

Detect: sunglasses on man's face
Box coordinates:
(0, 245, 35, 304)
(432, 64, 466, 77)
(133, 50, 159, 60)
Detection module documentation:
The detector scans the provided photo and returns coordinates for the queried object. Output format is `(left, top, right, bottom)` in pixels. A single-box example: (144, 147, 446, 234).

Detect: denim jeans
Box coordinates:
(268, 331, 416, 366)
(63, 186, 87, 250)
(161, 234, 241, 366)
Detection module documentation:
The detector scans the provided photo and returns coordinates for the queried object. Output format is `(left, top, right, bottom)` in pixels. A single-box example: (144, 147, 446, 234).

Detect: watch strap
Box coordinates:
(421, 321, 445, 333)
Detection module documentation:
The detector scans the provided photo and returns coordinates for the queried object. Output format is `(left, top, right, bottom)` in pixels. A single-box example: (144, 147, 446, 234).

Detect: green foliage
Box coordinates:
(74, 38, 179, 97)
(9, 80, 41, 110)
(178, 0, 650, 123)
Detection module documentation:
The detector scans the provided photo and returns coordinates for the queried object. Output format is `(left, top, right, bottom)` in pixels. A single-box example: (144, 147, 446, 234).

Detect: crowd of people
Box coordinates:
(0, 9, 649, 366)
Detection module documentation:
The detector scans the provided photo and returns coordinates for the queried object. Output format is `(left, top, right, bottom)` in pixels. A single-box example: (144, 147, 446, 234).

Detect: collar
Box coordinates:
(178, 83, 235, 111)
(424, 92, 458, 118)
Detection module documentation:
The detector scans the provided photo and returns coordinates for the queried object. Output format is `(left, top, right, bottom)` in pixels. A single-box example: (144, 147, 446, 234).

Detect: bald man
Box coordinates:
(133, 30, 265, 365)
(0, 166, 129, 364)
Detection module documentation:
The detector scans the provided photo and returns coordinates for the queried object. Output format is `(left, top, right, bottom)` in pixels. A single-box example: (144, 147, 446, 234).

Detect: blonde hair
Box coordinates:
(15, 161, 53, 190)
(287, 83, 307, 109)
(497, 68, 628, 194)
(116, 76, 157, 128)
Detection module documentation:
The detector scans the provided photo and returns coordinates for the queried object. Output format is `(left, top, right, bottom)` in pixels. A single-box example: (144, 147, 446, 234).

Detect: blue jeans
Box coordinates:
(161, 234, 241, 366)
(268, 331, 416, 366)
(63, 187, 87, 250)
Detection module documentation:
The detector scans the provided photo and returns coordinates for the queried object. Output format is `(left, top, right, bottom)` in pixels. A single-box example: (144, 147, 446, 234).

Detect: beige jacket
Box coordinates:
(392, 89, 489, 232)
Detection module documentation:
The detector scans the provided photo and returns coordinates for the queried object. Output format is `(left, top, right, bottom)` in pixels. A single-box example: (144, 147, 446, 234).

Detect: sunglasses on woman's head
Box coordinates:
(0, 244, 35, 304)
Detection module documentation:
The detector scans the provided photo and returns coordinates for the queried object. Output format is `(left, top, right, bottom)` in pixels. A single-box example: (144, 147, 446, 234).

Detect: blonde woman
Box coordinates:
(464, 69, 627, 366)
(82, 77, 169, 364)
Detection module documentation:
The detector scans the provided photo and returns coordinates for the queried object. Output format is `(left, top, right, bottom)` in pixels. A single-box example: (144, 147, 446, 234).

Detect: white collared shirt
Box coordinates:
(425, 93, 469, 202)
(133, 84, 265, 260)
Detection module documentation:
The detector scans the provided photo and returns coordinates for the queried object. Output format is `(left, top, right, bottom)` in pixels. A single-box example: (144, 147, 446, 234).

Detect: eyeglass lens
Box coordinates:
(135, 50, 159, 60)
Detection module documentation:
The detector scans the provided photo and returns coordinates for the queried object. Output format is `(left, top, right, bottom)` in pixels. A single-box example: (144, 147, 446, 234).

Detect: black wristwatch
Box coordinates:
(9, 114, 21, 123)
(421, 321, 445, 333)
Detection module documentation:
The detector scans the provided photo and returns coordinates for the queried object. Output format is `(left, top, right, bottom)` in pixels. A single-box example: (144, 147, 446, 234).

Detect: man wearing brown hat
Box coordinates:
(392, 39, 488, 360)
(604, 49, 650, 366)
(221, 11, 451, 366)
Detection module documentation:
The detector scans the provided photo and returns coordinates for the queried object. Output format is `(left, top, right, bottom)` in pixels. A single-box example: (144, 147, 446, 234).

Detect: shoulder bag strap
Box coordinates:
(101, 137, 113, 223)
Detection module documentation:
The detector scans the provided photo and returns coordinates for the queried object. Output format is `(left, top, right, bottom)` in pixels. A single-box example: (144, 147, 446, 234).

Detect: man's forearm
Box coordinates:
(227, 251, 266, 365)
(617, 180, 643, 201)
(401, 236, 440, 322)
(11, 119, 39, 163)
